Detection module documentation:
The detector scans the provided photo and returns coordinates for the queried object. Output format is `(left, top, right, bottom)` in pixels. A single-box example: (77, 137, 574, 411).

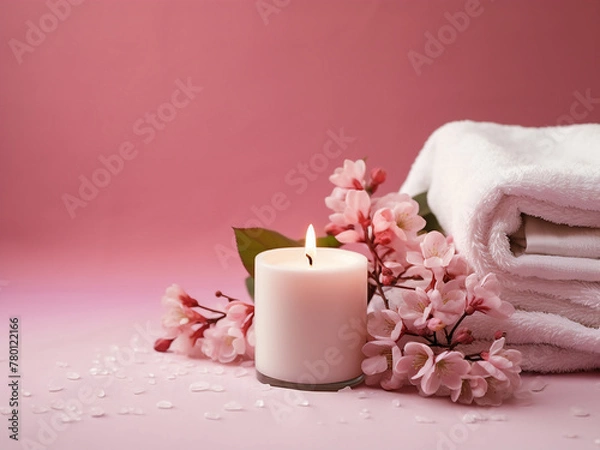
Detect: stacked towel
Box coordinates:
(401, 120, 600, 372)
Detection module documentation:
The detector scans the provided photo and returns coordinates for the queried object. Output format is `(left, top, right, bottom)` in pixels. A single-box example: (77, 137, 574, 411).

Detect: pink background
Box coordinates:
(0, 1, 599, 449)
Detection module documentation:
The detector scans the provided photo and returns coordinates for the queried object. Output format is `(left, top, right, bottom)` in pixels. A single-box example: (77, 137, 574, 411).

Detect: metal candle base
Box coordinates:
(256, 370, 364, 392)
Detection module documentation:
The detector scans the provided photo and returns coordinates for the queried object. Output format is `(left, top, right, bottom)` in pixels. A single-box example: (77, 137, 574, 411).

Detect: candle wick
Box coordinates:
(305, 254, 313, 266)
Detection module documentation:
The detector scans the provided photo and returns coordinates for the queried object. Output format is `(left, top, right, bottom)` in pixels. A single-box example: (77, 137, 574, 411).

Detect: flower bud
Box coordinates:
(494, 330, 506, 340)
(427, 318, 445, 331)
(454, 327, 474, 344)
(371, 168, 387, 185)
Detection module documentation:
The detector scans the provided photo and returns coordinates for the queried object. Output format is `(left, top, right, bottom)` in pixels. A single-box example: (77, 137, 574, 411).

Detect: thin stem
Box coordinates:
(196, 304, 227, 317)
(446, 312, 469, 344)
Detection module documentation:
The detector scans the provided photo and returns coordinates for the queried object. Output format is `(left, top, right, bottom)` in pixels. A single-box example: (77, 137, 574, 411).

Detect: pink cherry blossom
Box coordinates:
(465, 273, 515, 319)
(398, 287, 432, 330)
(202, 320, 247, 364)
(470, 338, 522, 406)
(379, 261, 405, 286)
(395, 264, 433, 290)
(429, 280, 466, 327)
(329, 159, 366, 189)
(419, 351, 471, 396)
(367, 309, 403, 341)
(361, 340, 404, 390)
(325, 187, 348, 213)
(395, 342, 435, 382)
(451, 374, 488, 404)
(331, 190, 372, 243)
(372, 193, 426, 241)
(407, 231, 455, 268)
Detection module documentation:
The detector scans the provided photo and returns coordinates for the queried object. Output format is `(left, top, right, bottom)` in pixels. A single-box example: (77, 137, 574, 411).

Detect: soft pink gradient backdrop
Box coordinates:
(1, 2, 600, 449)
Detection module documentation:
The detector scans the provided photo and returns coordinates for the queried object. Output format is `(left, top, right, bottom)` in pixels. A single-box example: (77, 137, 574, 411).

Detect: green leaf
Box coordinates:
(234, 228, 298, 278)
(245, 276, 254, 301)
(412, 191, 444, 234)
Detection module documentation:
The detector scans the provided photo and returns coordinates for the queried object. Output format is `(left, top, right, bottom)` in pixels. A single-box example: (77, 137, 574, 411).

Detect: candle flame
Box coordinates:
(305, 224, 316, 266)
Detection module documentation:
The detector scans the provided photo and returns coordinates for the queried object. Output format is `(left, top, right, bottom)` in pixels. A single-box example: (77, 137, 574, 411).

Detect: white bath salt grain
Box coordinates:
(337, 386, 352, 393)
(89, 367, 100, 376)
(176, 368, 189, 376)
(254, 399, 265, 408)
(489, 414, 508, 422)
(31, 405, 49, 414)
(357, 391, 371, 399)
(114, 371, 127, 380)
(89, 407, 105, 418)
(224, 401, 243, 411)
(338, 417, 348, 424)
(197, 367, 209, 374)
(133, 387, 146, 395)
(391, 399, 401, 408)
(47, 382, 65, 392)
(211, 366, 225, 375)
(59, 413, 73, 423)
(529, 376, 548, 392)
(166, 375, 177, 380)
(297, 399, 310, 407)
(21, 390, 32, 397)
(55, 361, 69, 368)
(204, 412, 221, 421)
(233, 368, 248, 378)
(189, 381, 211, 392)
(96, 389, 106, 398)
(259, 384, 271, 391)
(0, 407, 11, 415)
(415, 415, 436, 424)
(118, 407, 130, 415)
(145, 372, 156, 378)
(570, 407, 590, 417)
(131, 408, 145, 415)
(593, 438, 600, 446)
(359, 411, 372, 420)
(210, 384, 225, 392)
(156, 400, 173, 409)
(183, 362, 196, 368)
(148, 379, 157, 385)
(461, 413, 480, 424)
(50, 400, 65, 410)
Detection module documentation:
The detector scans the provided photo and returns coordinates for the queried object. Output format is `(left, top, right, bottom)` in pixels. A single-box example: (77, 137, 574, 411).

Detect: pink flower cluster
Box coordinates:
(325, 159, 522, 405)
(154, 285, 255, 364)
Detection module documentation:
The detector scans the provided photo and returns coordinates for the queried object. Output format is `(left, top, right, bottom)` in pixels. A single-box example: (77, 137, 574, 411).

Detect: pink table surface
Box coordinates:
(1, 287, 599, 450)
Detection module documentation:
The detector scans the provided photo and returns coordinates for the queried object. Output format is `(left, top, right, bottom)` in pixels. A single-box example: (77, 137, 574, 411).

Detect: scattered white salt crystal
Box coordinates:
(92, 359, 101, 365)
(133, 387, 146, 395)
(183, 362, 196, 368)
(259, 384, 271, 391)
(254, 399, 265, 408)
(241, 360, 254, 368)
(166, 374, 177, 380)
(391, 399, 401, 408)
(415, 415, 436, 424)
(357, 391, 371, 399)
(89, 367, 100, 376)
(96, 389, 106, 398)
(197, 367, 209, 374)
(59, 413, 73, 423)
(204, 412, 221, 420)
(211, 366, 225, 375)
(593, 438, 600, 445)
(114, 371, 126, 380)
(148, 379, 157, 385)
(189, 381, 211, 392)
(21, 390, 32, 397)
(338, 417, 348, 424)
(359, 411, 371, 420)
(0, 407, 11, 415)
(48, 382, 65, 392)
(131, 407, 145, 415)
(118, 407, 130, 415)
(210, 384, 225, 392)
(176, 368, 189, 376)
(156, 401, 173, 409)
(224, 401, 243, 411)
(462, 413, 484, 424)
(529, 376, 548, 392)
(31, 405, 49, 414)
(89, 407, 105, 418)
(570, 407, 590, 417)
(337, 386, 352, 393)
(145, 372, 156, 378)
(297, 399, 310, 407)
(56, 361, 69, 368)
(50, 400, 65, 410)
(233, 368, 248, 378)
(489, 414, 508, 422)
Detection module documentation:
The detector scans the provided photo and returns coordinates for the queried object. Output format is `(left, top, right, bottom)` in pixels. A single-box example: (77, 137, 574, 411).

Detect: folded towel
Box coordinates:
(400, 120, 600, 372)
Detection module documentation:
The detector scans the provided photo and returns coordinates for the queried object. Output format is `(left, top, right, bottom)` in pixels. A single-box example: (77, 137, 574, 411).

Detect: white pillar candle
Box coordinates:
(255, 225, 368, 390)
